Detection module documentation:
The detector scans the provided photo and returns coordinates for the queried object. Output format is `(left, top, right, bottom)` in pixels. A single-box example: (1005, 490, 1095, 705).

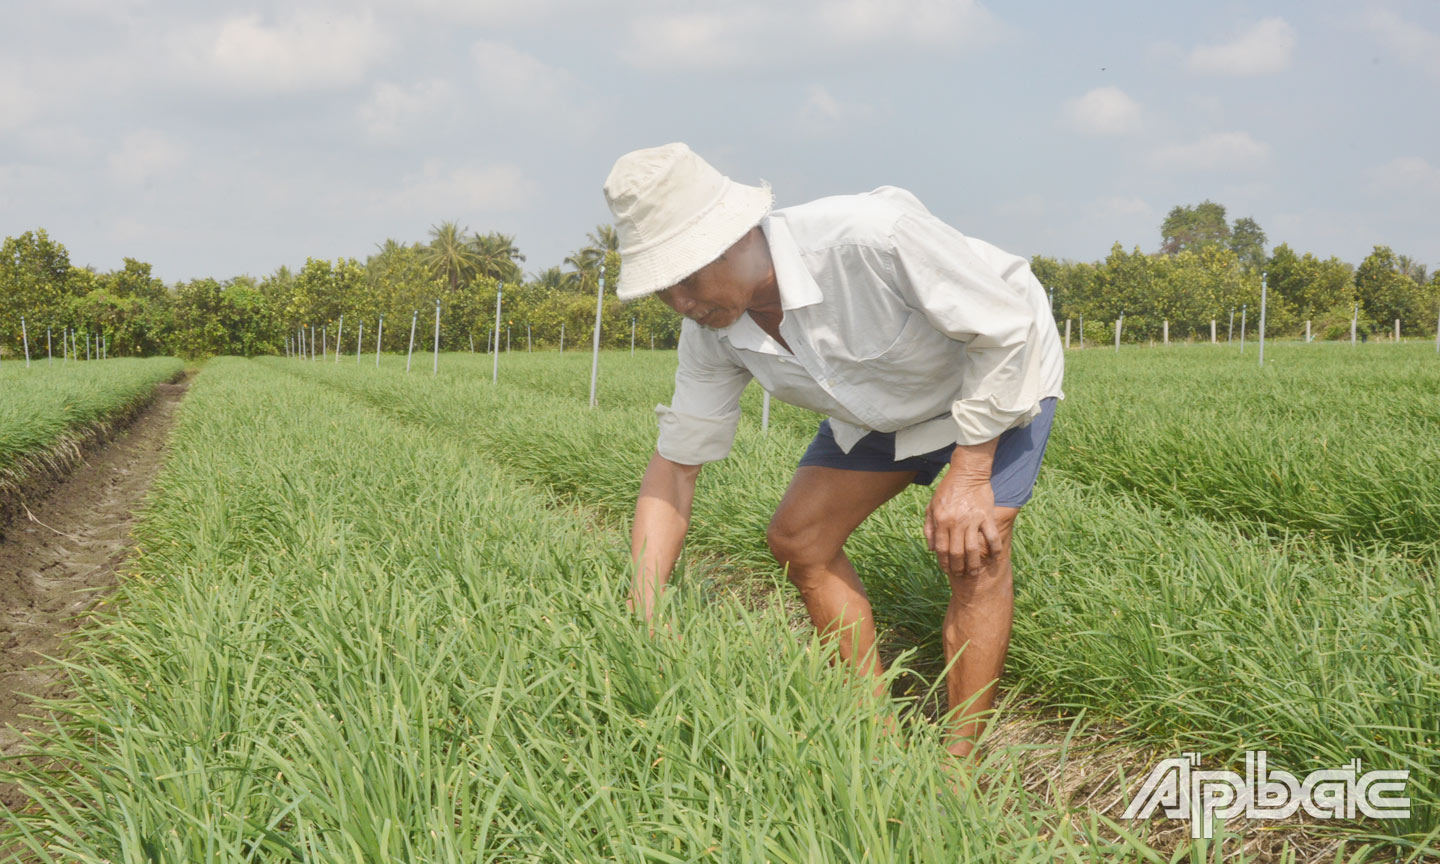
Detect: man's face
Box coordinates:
(654, 255, 749, 330)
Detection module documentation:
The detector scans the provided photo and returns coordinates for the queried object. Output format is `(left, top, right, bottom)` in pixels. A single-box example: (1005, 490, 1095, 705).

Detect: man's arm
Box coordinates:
(630, 451, 702, 620)
(924, 438, 1001, 580)
(880, 206, 1046, 578)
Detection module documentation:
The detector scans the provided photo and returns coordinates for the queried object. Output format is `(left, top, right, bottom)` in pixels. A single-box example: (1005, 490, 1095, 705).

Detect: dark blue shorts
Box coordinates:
(797, 397, 1058, 507)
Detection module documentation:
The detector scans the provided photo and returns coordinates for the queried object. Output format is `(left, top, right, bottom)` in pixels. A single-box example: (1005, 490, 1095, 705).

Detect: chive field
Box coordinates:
(1, 343, 1436, 861)
(0, 357, 184, 501)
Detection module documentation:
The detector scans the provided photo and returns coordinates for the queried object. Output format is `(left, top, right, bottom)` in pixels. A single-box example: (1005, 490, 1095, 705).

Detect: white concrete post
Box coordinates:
(1259, 275, 1267, 366)
(406, 311, 417, 373)
(492, 286, 503, 383)
(589, 272, 604, 408)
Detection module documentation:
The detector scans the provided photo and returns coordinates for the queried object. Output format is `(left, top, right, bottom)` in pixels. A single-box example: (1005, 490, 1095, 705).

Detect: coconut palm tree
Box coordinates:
(373, 238, 409, 258)
(420, 221, 479, 294)
(470, 232, 526, 283)
(1396, 255, 1429, 286)
(563, 225, 618, 292)
(587, 224, 619, 254)
(564, 248, 600, 291)
(533, 266, 575, 293)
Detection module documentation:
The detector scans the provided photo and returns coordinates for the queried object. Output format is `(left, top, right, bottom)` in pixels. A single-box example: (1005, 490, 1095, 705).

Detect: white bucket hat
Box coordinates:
(603, 143, 773, 301)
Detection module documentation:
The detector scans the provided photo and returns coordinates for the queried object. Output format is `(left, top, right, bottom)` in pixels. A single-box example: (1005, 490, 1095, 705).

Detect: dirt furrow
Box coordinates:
(0, 377, 190, 811)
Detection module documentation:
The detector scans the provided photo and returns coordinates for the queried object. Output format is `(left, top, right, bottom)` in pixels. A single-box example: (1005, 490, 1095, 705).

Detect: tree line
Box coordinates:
(3, 202, 1437, 359)
(0, 222, 679, 360)
(1036, 202, 1439, 344)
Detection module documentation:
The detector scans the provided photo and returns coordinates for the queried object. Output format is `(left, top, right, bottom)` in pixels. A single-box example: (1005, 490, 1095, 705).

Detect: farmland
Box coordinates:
(0, 342, 1436, 861)
(0, 358, 185, 516)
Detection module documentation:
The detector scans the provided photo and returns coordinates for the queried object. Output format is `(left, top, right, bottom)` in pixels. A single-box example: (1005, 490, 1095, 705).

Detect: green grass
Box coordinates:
(0, 358, 1170, 862)
(269, 345, 1440, 855)
(2, 343, 1434, 860)
(1047, 342, 1440, 562)
(0, 357, 185, 498)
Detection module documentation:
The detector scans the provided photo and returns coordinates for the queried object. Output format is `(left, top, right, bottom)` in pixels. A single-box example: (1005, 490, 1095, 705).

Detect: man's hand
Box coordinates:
(924, 440, 1000, 579)
(631, 452, 701, 621)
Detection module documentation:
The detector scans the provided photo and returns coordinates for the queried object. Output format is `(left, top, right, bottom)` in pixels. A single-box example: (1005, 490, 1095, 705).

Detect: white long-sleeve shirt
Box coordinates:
(655, 186, 1065, 466)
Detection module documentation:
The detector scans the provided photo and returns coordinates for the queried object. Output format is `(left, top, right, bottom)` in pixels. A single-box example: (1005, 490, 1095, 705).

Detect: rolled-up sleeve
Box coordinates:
(655, 319, 753, 465)
(886, 211, 1044, 446)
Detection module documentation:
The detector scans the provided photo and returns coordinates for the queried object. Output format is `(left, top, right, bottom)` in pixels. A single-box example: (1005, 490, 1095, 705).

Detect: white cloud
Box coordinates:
(622, 1, 1001, 70)
(373, 0, 554, 26)
(795, 85, 872, 136)
(471, 39, 577, 113)
(358, 80, 457, 140)
(390, 161, 536, 216)
(1368, 156, 1440, 198)
(821, 0, 999, 48)
(1061, 87, 1142, 136)
(204, 11, 387, 92)
(1359, 8, 1440, 80)
(0, 165, 17, 212)
(0, 75, 38, 132)
(107, 216, 159, 248)
(1146, 40, 1184, 63)
(45, 0, 148, 18)
(1189, 17, 1295, 76)
(998, 194, 1048, 219)
(15, 125, 98, 161)
(621, 11, 754, 70)
(108, 130, 187, 187)
(1094, 195, 1152, 219)
(1150, 131, 1269, 172)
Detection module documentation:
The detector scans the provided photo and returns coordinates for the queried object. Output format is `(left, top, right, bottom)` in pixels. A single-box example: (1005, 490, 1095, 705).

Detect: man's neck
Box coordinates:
(745, 229, 782, 321)
(746, 249, 789, 351)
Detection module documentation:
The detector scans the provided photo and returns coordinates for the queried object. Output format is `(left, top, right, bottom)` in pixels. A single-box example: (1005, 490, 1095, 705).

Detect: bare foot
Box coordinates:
(939, 754, 976, 799)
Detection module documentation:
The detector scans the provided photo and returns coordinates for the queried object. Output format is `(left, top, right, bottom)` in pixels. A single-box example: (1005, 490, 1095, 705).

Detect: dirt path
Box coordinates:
(0, 377, 189, 810)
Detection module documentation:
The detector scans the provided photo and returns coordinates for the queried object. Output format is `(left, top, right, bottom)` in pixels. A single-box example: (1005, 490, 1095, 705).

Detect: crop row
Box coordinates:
(1047, 343, 1440, 561)
(0, 357, 185, 506)
(413, 342, 1440, 559)
(273, 351, 1440, 852)
(1, 358, 1166, 861)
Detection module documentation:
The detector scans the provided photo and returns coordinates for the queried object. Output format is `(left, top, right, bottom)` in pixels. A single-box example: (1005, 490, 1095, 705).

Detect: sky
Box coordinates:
(2, 0, 1437, 284)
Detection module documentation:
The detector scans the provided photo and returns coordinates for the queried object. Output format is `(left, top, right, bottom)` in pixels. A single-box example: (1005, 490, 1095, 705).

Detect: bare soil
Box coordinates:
(0, 377, 189, 812)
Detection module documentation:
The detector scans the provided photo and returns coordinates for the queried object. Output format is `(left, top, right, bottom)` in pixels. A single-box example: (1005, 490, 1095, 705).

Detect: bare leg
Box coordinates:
(766, 467, 916, 694)
(943, 506, 1019, 757)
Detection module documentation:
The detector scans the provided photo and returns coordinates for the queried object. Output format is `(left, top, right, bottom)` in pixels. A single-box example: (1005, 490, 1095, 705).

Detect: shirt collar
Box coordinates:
(714, 213, 822, 355)
(761, 213, 824, 311)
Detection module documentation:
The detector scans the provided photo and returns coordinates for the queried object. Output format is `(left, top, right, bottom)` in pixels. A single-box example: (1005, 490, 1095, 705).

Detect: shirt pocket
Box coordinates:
(847, 311, 966, 414)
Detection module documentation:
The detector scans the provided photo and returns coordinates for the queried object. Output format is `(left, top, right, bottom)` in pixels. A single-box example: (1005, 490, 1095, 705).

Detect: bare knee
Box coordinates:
(947, 511, 1018, 597)
(766, 515, 838, 576)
